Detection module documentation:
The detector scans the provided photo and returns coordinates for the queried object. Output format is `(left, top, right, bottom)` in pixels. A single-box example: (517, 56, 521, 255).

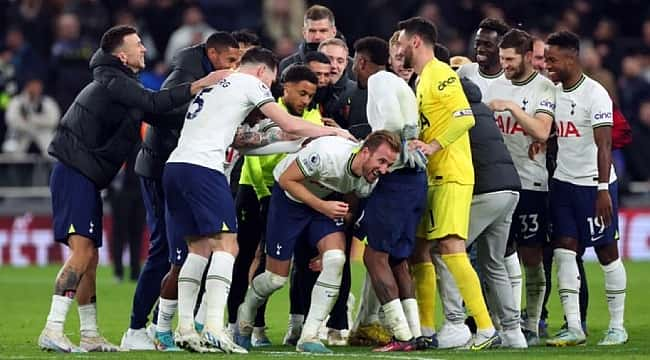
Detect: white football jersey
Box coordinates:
(273, 136, 376, 202)
(167, 73, 274, 172)
(484, 72, 556, 191)
(366, 70, 418, 169)
(456, 62, 505, 101)
(553, 74, 617, 186)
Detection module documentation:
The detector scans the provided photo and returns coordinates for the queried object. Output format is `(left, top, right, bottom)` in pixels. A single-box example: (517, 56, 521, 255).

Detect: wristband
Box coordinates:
(597, 182, 609, 191)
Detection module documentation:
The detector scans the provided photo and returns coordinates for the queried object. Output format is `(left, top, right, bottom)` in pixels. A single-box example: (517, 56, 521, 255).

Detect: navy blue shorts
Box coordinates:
(50, 162, 103, 247)
(265, 184, 344, 261)
(163, 163, 237, 264)
(508, 190, 549, 247)
(550, 179, 619, 248)
(359, 169, 427, 260)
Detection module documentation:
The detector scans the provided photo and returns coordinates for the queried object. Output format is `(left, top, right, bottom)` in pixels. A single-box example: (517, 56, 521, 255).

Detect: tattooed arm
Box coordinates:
(232, 122, 299, 149)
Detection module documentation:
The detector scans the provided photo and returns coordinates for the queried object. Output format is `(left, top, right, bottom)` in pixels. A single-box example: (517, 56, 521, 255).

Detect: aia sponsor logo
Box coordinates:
(495, 115, 527, 135)
(556, 120, 581, 137)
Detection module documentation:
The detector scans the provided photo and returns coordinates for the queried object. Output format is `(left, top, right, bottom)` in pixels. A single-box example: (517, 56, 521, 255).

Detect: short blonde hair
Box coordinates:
(317, 37, 348, 54)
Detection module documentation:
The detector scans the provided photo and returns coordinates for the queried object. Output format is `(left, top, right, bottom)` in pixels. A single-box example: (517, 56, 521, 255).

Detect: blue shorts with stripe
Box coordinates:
(265, 184, 344, 261)
(50, 162, 103, 247)
(550, 178, 619, 248)
(357, 168, 427, 260)
(508, 190, 549, 247)
(163, 163, 237, 264)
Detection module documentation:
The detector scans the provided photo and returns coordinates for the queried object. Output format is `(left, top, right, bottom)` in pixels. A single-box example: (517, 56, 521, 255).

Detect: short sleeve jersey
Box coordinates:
(416, 59, 474, 185)
(167, 73, 274, 172)
(272, 136, 376, 202)
(553, 74, 617, 186)
(456, 62, 505, 100)
(484, 72, 556, 191)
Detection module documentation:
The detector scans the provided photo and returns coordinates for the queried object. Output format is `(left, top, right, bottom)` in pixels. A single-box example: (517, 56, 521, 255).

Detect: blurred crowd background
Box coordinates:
(0, 0, 648, 200)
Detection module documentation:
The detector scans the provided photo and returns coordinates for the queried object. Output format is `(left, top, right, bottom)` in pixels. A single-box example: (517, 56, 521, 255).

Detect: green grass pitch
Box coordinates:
(1, 261, 648, 359)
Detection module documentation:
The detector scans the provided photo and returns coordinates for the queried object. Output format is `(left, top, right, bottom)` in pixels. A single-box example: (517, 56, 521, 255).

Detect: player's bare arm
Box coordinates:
(488, 99, 553, 142)
(259, 102, 355, 141)
(189, 69, 233, 95)
(231, 123, 297, 149)
(278, 160, 349, 220)
(594, 125, 613, 227)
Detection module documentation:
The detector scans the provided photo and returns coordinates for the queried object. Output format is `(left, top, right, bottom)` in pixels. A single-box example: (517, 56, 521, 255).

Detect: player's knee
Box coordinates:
(266, 271, 287, 289)
(322, 249, 346, 273)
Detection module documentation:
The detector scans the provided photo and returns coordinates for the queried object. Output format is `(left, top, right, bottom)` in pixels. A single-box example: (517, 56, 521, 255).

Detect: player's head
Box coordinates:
(303, 5, 336, 45)
(318, 38, 349, 84)
(358, 130, 401, 183)
(389, 30, 414, 82)
(498, 29, 534, 80)
(532, 37, 547, 73)
(545, 30, 580, 84)
(352, 36, 388, 88)
(101, 25, 146, 72)
(281, 65, 318, 115)
(240, 47, 278, 87)
(205, 31, 240, 70)
(304, 51, 332, 88)
(475, 18, 510, 70)
(231, 29, 260, 68)
(397, 17, 437, 70)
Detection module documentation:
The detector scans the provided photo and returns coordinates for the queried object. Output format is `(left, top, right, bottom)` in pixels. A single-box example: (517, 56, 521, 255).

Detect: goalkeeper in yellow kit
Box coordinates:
(396, 16, 500, 350)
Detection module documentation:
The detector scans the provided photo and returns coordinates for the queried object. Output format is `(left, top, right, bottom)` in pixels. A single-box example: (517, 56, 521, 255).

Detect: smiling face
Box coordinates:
(208, 46, 241, 70)
(389, 43, 414, 81)
(307, 60, 331, 88)
(544, 44, 574, 84)
(499, 47, 529, 81)
(320, 44, 348, 84)
(474, 28, 500, 69)
(396, 30, 416, 70)
(118, 33, 147, 72)
(359, 143, 397, 183)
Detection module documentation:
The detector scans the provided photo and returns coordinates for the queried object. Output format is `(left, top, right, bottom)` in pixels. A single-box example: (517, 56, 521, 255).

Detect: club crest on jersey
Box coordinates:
(522, 98, 528, 111)
(556, 120, 581, 137)
(302, 153, 320, 172)
(495, 115, 527, 135)
(258, 82, 272, 97)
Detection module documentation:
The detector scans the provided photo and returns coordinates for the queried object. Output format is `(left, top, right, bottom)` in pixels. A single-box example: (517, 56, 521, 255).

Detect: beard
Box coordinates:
(403, 48, 414, 69)
(510, 60, 527, 79)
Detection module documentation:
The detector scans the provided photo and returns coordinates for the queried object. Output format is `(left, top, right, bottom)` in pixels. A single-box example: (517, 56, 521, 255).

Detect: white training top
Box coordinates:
(484, 72, 556, 191)
(366, 70, 418, 169)
(273, 136, 376, 203)
(456, 62, 505, 101)
(553, 74, 617, 186)
(167, 73, 274, 172)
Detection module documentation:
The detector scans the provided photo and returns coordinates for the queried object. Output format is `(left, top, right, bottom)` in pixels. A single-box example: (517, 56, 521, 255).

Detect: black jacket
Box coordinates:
(462, 78, 521, 195)
(48, 49, 193, 189)
(135, 44, 213, 179)
(278, 41, 355, 81)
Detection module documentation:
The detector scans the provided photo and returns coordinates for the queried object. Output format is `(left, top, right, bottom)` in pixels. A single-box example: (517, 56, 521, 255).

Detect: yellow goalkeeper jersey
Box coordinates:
(417, 58, 475, 185)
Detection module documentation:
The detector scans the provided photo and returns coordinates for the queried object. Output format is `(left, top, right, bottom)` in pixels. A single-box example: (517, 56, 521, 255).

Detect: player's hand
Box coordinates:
(401, 140, 428, 170)
(191, 69, 234, 94)
(528, 141, 547, 160)
(308, 255, 322, 272)
(322, 117, 341, 128)
(331, 127, 357, 142)
(319, 200, 349, 220)
(409, 139, 440, 156)
(488, 99, 512, 112)
(596, 190, 613, 227)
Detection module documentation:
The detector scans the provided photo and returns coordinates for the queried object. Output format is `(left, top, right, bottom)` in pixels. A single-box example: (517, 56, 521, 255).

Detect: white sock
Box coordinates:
(177, 253, 208, 331)
(78, 303, 99, 337)
(301, 250, 345, 340)
(195, 293, 207, 326)
(504, 253, 522, 314)
(601, 258, 626, 330)
(554, 248, 582, 332)
(381, 299, 413, 341)
(239, 271, 287, 335)
(524, 264, 546, 333)
(46, 295, 72, 332)
(205, 251, 235, 333)
(401, 298, 422, 338)
(156, 298, 177, 333)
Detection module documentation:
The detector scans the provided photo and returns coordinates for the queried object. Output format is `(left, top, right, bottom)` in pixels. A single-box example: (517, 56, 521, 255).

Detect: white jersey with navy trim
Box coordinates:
(273, 136, 376, 203)
(366, 70, 418, 169)
(553, 74, 617, 186)
(167, 72, 274, 172)
(484, 72, 556, 191)
(456, 62, 505, 101)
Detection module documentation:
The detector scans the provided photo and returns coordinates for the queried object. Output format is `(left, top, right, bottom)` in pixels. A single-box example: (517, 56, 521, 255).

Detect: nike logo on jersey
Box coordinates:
(523, 233, 537, 240)
(590, 234, 605, 242)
